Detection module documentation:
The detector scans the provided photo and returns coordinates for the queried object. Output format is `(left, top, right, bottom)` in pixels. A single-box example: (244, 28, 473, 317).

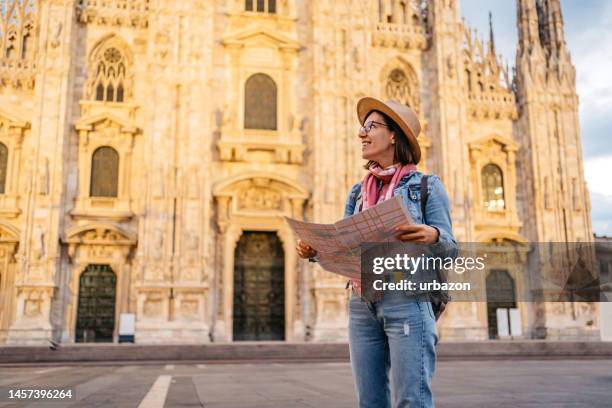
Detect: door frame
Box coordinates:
(232, 230, 286, 341)
(69, 261, 127, 343)
(75, 264, 118, 343)
(485, 269, 517, 339)
(221, 218, 297, 341)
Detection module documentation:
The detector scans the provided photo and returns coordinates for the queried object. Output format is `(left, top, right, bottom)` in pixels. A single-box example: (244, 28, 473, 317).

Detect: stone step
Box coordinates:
(2, 341, 612, 365)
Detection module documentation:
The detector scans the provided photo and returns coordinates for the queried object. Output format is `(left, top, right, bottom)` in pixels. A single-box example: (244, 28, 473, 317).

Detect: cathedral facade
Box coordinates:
(0, 0, 599, 345)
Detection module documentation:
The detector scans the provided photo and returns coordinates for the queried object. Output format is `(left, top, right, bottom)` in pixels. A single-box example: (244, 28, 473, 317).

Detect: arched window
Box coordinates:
(244, 73, 277, 130)
(88, 44, 129, 103)
(90, 146, 119, 197)
(0, 143, 8, 194)
(465, 69, 472, 92)
(379, 0, 413, 24)
(400, 1, 408, 24)
(21, 32, 30, 59)
(5, 32, 16, 58)
(1, 1, 38, 62)
(385, 68, 420, 113)
(482, 163, 504, 210)
(245, 0, 276, 13)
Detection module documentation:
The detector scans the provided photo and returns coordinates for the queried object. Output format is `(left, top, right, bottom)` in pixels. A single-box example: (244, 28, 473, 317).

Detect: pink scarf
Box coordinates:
(361, 163, 417, 210)
(351, 163, 416, 297)
(352, 162, 416, 297)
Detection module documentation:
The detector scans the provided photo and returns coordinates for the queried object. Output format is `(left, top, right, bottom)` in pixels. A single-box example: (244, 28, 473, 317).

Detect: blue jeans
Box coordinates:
(348, 291, 438, 408)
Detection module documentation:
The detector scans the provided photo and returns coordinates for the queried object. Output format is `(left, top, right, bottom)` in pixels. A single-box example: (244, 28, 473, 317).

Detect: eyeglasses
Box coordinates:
(359, 120, 390, 135)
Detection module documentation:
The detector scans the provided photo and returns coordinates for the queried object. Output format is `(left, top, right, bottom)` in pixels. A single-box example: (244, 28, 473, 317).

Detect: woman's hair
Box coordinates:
(363, 110, 414, 170)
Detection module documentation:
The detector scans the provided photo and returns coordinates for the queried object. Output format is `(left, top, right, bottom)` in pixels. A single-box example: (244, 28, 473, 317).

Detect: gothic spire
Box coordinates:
(488, 11, 496, 55)
(541, 0, 566, 55)
(517, 0, 540, 56)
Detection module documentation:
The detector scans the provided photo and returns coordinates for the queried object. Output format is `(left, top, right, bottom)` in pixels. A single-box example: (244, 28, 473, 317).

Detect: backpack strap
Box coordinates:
(420, 174, 450, 320)
(420, 175, 429, 224)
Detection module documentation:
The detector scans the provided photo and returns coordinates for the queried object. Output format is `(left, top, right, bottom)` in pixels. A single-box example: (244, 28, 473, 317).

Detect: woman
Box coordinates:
(296, 97, 456, 408)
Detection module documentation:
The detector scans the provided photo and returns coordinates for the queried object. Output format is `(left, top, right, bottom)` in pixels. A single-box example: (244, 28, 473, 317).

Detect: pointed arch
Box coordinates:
(0, 0, 39, 63)
(85, 34, 133, 103)
(380, 57, 421, 114)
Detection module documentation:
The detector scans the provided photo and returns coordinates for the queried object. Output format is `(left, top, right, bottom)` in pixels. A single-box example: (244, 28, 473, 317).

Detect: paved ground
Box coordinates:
(0, 360, 611, 407)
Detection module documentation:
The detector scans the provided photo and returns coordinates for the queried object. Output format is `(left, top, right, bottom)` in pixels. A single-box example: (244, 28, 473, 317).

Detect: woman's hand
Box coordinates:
(296, 239, 318, 259)
(394, 224, 439, 244)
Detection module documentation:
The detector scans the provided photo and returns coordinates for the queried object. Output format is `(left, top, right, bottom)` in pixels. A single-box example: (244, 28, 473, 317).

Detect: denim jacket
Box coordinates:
(343, 171, 457, 258)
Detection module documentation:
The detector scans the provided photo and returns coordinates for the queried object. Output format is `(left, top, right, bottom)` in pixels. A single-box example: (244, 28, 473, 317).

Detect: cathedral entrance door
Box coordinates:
(75, 264, 117, 342)
(486, 269, 517, 339)
(233, 231, 285, 341)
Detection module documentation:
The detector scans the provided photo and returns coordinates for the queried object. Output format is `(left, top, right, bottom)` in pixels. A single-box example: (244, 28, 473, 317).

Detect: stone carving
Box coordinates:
(152, 228, 164, 260)
(238, 187, 281, 210)
(24, 298, 41, 317)
(50, 22, 62, 49)
(31, 224, 45, 260)
(143, 297, 162, 317)
(154, 31, 171, 64)
(76, 0, 150, 28)
(385, 67, 420, 114)
(462, 24, 517, 120)
(84, 37, 133, 102)
(0, 0, 39, 90)
(184, 229, 199, 266)
(86, 245, 112, 259)
(37, 157, 49, 195)
(446, 55, 455, 78)
(179, 298, 198, 318)
(185, 230, 199, 252)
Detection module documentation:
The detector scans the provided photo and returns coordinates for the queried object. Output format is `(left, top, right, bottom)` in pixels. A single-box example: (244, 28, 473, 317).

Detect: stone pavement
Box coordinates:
(0, 360, 611, 407)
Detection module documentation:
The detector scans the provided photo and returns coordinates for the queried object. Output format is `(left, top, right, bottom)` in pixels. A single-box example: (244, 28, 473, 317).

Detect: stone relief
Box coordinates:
(50, 21, 62, 49)
(24, 298, 42, 318)
(238, 187, 282, 211)
(31, 224, 45, 260)
(37, 157, 49, 195)
(152, 228, 164, 261)
(179, 298, 198, 318)
(143, 297, 163, 317)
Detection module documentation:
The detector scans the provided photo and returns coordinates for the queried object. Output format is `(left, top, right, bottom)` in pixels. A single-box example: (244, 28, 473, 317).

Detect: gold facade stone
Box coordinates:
(0, 0, 599, 344)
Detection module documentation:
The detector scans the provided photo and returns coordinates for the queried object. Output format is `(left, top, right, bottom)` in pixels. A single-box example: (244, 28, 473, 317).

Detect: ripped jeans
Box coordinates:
(348, 291, 438, 408)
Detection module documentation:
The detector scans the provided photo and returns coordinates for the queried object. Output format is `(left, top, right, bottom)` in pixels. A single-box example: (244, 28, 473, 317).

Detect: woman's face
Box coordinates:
(360, 111, 395, 167)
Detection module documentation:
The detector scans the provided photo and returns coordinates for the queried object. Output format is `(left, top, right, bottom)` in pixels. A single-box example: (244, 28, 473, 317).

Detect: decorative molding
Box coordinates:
(75, 0, 149, 28)
(0, 0, 40, 91)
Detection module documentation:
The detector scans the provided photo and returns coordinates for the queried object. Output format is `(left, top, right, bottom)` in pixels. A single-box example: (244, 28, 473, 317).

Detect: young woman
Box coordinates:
(297, 97, 456, 408)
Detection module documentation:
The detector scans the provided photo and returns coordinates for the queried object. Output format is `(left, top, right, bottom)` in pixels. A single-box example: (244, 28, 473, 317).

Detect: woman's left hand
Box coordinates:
(394, 224, 439, 244)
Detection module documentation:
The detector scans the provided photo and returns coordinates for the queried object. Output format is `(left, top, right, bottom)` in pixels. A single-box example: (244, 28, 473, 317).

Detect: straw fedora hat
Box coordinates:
(356, 97, 421, 164)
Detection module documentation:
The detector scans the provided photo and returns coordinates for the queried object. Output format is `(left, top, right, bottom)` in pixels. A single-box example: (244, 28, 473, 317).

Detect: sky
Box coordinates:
(461, 0, 612, 236)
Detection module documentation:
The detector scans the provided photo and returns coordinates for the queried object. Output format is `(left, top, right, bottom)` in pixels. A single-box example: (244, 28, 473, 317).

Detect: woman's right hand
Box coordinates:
(296, 240, 318, 259)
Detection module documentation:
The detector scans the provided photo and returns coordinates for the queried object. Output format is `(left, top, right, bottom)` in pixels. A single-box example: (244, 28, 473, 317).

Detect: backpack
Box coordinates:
(420, 175, 451, 321)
